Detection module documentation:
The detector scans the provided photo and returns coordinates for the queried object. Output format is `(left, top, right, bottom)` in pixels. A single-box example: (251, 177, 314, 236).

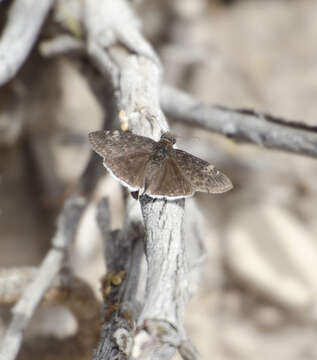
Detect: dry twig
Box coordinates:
(93, 198, 139, 359)
(161, 85, 317, 158)
(0, 0, 54, 86)
(0, 268, 37, 305)
(39, 38, 317, 160)
(0, 197, 86, 360)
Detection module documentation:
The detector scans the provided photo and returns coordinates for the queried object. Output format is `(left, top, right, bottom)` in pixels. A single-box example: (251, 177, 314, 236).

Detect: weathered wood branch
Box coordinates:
(161, 85, 317, 158)
(0, 268, 37, 305)
(82, 1, 199, 359)
(0, 0, 54, 86)
(39, 37, 317, 160)
(0, 197, 86, 360)
(93, 198, 140, 359)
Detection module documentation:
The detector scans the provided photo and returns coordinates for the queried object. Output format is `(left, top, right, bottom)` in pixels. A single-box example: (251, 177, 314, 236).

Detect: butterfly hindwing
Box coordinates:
(172, 149, 233, 194)
(104, 151, 151, 190)
(145, 157, 194, 199)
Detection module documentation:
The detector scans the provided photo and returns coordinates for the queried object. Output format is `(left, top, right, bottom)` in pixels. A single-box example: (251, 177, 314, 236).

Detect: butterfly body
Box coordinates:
(88, 130, 233, 199)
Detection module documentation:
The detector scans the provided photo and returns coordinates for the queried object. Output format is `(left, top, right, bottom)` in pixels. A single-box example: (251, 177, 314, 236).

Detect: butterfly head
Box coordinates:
(159, 132, 176, 147)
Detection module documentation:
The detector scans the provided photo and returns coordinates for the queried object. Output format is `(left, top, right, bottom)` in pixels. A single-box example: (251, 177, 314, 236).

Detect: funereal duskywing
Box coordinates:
(88, 130, 233, 199)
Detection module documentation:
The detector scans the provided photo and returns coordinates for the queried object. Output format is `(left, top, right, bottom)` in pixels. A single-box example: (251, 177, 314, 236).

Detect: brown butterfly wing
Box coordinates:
(88, 130, 156, 159)
(172, 149, 233, 194)
(145, 157, 194, 199)
(88, 130, 155, 190)
(104, 152, 152, 190)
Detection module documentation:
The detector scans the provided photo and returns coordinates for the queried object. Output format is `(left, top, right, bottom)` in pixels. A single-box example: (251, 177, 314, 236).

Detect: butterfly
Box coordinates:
(88, 130, 233, 200)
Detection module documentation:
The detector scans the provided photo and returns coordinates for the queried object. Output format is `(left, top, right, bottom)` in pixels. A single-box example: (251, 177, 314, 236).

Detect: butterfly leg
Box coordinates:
(130, 191, 139, 200)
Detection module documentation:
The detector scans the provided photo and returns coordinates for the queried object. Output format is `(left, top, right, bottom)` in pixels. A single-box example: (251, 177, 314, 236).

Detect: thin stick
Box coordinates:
(161, 85, 317, 158)
(0, 197, 86, 360)
(0, 0, 54, 86)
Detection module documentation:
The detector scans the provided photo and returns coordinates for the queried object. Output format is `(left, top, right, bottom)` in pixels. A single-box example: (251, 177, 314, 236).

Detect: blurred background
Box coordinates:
(1, 0, 317, 359)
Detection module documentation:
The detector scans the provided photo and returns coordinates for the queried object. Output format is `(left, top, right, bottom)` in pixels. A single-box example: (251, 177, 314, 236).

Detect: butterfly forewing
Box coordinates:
(172, 149, 233, 194)
(88, 130, 155, 160)
(88, 130, 155, 190)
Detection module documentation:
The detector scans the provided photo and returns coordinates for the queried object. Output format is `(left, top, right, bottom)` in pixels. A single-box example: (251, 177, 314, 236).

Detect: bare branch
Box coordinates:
(39, 35, 84, 58)
(44, 276, 100, 345)
(94, 198, 135, 360)
(84, 0, 166, 135)
(86, 1, 195, 359)
(80, 1, 205, 359)
(0, 197, 86, 360)
(81, 1, 200, 358)
(32, 2, 207, 359)
(0, 267, 36, 305)
(0, 268, 100, 359)
(139, 196, 188, 329)
(161, 85, 317, 158)
(39, 34, 317, 161)
(0, 0, 54, 86)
